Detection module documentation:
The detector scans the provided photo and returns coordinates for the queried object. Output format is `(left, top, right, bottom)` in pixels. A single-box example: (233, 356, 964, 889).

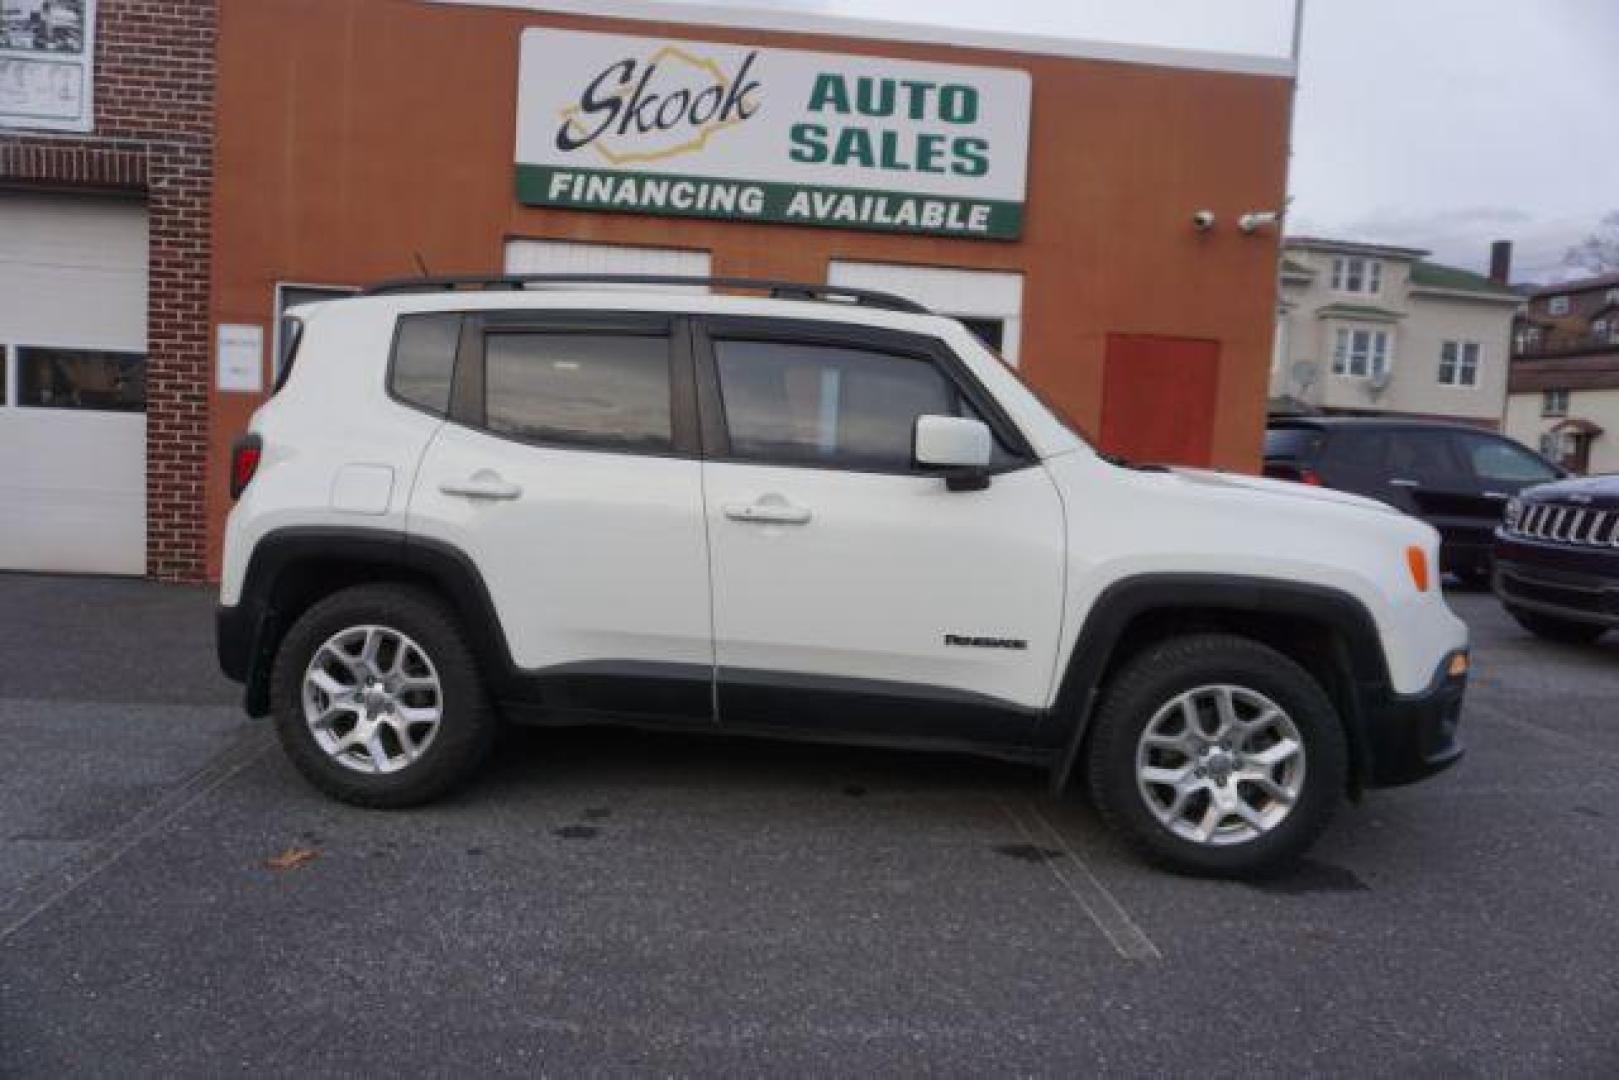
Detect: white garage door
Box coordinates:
(504, 239, 711, 287)
(829, 261, 1025, 366)
(0, 193, 150, 575)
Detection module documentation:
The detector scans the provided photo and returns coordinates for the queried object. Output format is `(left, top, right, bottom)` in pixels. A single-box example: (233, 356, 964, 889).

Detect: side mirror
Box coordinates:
(914, 415, 993, 491)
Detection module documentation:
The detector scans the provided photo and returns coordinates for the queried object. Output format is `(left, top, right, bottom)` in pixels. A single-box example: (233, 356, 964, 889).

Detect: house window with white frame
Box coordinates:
(1437, 341, 1480, 387)
(1331, 327, 1391, 378)
(1542, 388, 1569, 417)
(1547, 295, 1570, 316)
(1330, 256, 1382, 295)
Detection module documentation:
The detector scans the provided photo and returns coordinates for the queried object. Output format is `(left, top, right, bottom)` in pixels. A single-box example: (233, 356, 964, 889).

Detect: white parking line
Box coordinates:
(999, 799, 1162, 962)
(0, 725, 274, 945)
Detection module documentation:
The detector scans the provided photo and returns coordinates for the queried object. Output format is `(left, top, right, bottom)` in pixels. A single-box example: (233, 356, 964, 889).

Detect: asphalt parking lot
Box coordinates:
(1, 573, 1616, 1075)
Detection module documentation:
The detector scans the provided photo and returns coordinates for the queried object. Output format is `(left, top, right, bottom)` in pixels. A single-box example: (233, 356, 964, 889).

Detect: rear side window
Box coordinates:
(390, 314, 461, 416)
(484, 331, 672, 452)
(1453, 432, 1559, 484)
(1263, 428, 1322, 460)
(712, 339, 1011, 472)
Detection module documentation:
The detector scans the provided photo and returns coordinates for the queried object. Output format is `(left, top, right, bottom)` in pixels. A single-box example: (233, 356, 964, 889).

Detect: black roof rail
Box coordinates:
(359, 273, 932, 315)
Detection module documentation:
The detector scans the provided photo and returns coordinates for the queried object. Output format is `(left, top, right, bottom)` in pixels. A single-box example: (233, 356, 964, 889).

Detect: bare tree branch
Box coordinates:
(1565, 211, 1619, 275)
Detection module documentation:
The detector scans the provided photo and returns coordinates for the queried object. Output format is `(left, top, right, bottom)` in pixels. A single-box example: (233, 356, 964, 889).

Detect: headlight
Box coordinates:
(1504, 497, 1523, 529)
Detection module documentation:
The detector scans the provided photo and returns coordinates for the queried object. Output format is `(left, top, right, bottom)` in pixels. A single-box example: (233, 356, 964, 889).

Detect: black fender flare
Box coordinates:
(1045, 573, 1394, 793)
(219, 526, 516, 715)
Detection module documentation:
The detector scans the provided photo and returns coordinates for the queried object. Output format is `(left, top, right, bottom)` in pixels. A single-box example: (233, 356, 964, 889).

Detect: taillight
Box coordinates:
(1298, 467, 1324, 486)
(230, 433, 262, 500)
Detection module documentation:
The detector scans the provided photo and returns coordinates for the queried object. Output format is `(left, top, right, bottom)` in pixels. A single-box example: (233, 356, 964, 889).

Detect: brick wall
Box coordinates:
(0, 0, 217, 582)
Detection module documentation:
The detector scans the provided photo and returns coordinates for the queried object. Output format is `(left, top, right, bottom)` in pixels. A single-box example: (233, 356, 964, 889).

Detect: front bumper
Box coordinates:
(1358, 651, 1467, 788)
(1493, 547, 1619, 629)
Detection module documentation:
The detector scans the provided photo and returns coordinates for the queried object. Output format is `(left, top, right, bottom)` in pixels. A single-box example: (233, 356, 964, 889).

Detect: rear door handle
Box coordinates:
(723, 498, 812, 526)
(1389, 478, 1420, 488)
(439, 470, 522, 500)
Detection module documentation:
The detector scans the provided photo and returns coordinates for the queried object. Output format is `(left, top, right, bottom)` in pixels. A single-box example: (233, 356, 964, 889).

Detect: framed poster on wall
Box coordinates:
(0, 0, 96, 133)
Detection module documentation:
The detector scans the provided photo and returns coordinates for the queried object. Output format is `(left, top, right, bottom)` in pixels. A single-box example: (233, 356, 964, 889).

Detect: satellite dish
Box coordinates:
(1369, 369, 1393, 394)
(1289, 360, 1318, 394)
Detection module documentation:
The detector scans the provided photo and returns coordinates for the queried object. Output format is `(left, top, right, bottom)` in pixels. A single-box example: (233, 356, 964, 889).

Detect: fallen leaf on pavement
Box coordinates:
(266, 847, 319, 872)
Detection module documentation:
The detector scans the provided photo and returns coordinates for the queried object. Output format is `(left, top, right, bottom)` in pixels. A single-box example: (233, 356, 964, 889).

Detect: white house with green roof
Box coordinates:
(1269, 238, 1523, 427)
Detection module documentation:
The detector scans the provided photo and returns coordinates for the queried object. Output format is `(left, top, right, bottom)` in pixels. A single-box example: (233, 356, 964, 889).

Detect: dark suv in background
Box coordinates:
(1494, 474, 1619, 644)
(1265, 418, 1564, 584)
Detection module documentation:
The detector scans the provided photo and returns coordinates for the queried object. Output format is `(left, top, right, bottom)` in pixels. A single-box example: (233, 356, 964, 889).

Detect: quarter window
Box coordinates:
(484, 332, 672, 451)
(1331, 328, 1391, 378)
(712, 339, 1005, 472)
(390, 314, 460, 416)
(17, 347, 146, 412)
(1437, 341, 1480, 387)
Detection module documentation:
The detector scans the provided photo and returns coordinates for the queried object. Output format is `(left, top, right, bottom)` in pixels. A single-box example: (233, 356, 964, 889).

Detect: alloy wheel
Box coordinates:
(1134, 684, 1306, 846)
(300, 624, 444, 774)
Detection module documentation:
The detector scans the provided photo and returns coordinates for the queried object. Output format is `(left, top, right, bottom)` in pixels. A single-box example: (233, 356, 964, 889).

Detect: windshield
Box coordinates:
(979, 345, 1100, 447)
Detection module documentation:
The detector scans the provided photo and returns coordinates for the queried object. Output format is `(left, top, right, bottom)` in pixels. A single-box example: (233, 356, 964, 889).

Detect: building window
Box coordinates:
(17, 347, 147, 412)
(1331, 328, 1391, 378)
(1330, 256, 1382, 295)
(1514, 325, 1543, 353)
(1607, 288, 1619, 306)
(1547, 295, 1570, 316)
(1542, 388, 1570, 417)
(1437, 341, 1480, 386)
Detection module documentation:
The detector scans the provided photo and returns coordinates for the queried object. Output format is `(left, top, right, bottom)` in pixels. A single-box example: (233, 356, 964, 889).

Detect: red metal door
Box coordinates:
(1100, 334, 1221, 467)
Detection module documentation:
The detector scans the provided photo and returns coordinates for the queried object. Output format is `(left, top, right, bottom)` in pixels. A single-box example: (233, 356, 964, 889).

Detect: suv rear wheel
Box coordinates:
(1086, 634, 1346, 878)
(1506, 606, 1608, 645)
(270, 584, 497, 807)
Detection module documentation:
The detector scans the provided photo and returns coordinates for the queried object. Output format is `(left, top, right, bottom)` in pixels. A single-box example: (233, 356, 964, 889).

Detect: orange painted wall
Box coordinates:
(209, 0, 1292, 576)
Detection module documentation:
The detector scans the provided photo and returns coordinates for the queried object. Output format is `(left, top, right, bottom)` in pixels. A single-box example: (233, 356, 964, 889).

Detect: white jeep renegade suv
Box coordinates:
(218, 275, 1470, 877)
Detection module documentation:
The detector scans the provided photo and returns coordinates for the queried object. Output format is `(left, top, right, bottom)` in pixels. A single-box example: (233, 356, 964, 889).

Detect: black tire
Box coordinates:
(270, 584, 497, 808)
(1085, 633, 1347, 879)
(1506, 607, 1608, 645)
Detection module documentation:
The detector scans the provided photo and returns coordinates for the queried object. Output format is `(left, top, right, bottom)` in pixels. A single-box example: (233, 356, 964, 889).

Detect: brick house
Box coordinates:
(0, 0, 215, 579)
(2, 0, 1301, 581)
(1504, 272, 1619, 474)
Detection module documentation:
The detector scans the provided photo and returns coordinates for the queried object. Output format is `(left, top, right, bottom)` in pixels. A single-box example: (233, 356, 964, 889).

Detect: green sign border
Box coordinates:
(517, 164, 1023, 241)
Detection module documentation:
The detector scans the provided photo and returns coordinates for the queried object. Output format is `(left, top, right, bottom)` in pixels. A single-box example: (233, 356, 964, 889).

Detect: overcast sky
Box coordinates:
(661, 0, 1619, 282)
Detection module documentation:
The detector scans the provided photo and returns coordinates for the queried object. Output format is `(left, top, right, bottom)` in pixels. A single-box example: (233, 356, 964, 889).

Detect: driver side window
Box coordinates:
(711, 338, 1014, 473)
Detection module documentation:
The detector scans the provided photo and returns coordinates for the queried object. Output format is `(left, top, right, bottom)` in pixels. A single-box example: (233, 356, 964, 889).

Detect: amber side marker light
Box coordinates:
(1405, 545, 1431, 592)
(1448, 653, 1471, 677)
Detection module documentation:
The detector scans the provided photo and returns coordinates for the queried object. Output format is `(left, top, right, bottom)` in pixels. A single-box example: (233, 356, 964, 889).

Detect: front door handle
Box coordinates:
(723, 497, 812, 526)
(1389, 478, 1420, 488)
(439, 470, 522, 500)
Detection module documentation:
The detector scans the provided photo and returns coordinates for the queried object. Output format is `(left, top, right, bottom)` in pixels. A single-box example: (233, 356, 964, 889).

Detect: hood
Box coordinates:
(1520, 472, 1619, 511)
(1167, 467, 1399, 516)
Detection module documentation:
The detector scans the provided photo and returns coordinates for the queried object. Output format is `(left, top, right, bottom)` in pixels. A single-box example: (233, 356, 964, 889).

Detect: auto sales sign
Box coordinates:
(515, 29, 1032, 240)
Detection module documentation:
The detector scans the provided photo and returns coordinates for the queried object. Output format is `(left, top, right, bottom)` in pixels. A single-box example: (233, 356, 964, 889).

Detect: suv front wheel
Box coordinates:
(270, 584, 498, 807)
(1086, 634, 1347, 878)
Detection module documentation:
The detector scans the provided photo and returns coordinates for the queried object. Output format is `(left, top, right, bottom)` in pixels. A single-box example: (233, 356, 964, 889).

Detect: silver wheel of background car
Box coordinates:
(1135, 684, 1307, 847)
(301, 624, 443, 775)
